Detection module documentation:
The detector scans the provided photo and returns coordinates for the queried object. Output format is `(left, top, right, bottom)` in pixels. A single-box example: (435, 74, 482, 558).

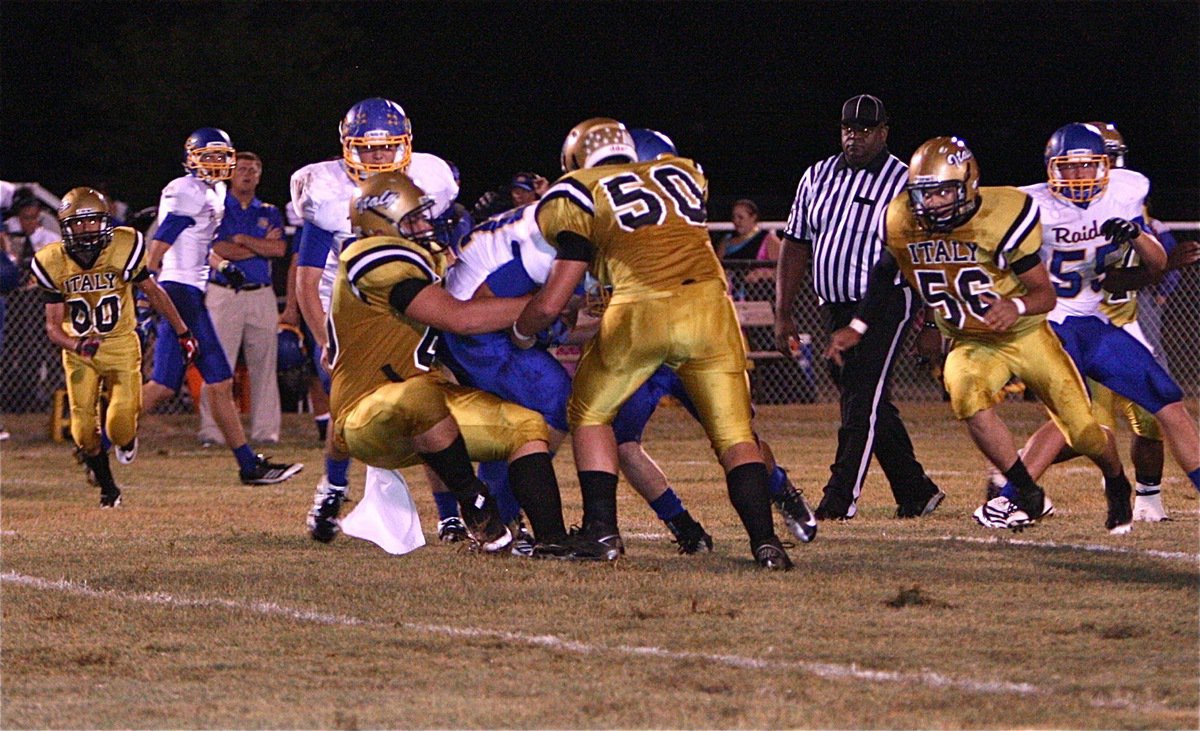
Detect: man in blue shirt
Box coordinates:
(198, 152, 288, 444)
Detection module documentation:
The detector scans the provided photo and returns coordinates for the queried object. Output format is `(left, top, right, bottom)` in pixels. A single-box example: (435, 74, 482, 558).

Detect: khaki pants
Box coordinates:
(198, 284, 280, 443)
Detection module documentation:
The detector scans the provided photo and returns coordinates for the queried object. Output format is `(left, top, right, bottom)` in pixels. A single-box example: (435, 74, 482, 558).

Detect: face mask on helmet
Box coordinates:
(561, 118, 636, 172)
(1045, 123, 1110, 204)
(184, 128, 236, 182)
(58, 187, 115, 269)
(905, 137, 981, 232)
(350, 172, 443, 252)
(341, 98, 413, 179)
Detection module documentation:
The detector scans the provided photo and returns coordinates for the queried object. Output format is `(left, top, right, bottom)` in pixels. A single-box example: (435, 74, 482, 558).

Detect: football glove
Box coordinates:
(178, 330, 199, 367)
(74, 336, 101, 359)
(1101, 218, 1140, 245)
(218, 260, 247, 290)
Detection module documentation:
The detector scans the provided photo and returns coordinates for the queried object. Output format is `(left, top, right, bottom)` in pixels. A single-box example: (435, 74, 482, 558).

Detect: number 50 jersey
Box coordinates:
(536, 155, 723, 301)
(884, 186, 1043, 342)
(31, 227, 148, 340)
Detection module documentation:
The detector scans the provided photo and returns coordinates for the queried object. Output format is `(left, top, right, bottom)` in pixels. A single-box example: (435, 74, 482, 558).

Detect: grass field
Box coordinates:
(2, 401, 1198, 729)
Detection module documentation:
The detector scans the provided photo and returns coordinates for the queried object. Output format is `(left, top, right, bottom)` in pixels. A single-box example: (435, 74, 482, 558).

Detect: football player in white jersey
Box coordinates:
(142, 128, 302, 485)
(976, 123, 1200, 530)
(291, 99, 461, 543)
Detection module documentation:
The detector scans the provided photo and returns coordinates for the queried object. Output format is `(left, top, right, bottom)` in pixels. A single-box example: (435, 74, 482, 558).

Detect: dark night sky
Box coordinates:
(3, 1, 1198, 221)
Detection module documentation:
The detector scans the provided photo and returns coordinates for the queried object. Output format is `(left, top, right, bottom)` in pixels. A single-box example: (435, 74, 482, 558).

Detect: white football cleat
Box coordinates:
(115, 437, 138, 465)
(1133, 489, 1170, 522)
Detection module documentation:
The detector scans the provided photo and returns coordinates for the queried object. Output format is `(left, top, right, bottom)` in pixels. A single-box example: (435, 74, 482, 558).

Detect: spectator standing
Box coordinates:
(4, 193, 59, 274)
(774, 95, 942, 520)
(197, 152, 287, 445)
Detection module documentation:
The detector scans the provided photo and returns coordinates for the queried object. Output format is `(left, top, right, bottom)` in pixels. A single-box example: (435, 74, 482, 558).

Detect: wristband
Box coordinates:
(512, 322, 535, 343)
(1012, 297, 1027, 316)
(848, 318, 869, 335)
(178, 329, 192, 338)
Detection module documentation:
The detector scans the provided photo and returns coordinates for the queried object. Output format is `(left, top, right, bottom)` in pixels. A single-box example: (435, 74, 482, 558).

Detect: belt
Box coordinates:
(212, 281, 267, 291)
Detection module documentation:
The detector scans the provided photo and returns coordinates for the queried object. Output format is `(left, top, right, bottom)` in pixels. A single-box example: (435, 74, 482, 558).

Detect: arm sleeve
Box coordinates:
(154, 213, 195, 245)
(297, 222, 335, 268)
(388, 279, 432, 315)
(535, 178, 596, 262)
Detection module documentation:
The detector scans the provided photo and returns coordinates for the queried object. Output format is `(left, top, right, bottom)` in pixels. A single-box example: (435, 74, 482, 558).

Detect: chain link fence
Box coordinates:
(2, 226, 1197, 423)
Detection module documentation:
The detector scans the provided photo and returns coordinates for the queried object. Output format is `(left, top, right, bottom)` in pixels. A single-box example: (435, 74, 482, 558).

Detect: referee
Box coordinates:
(774, 94, 943, 520)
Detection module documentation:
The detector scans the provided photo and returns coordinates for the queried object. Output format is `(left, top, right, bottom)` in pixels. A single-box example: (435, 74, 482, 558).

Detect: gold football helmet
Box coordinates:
(57, 187, 115, 269)
(1087, 121, 1127, 169)
(349, 172, 440, 250)
(560, 117, 636, 173)
(905, 136, 981, 232)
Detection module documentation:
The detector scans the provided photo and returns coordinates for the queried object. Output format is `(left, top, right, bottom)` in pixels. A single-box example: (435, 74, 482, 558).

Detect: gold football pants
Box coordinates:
(568, 279, 755, 457)
(336, 371, 549, 470)
(942, 323, 1107, 459)
(63, 331, 142, 454)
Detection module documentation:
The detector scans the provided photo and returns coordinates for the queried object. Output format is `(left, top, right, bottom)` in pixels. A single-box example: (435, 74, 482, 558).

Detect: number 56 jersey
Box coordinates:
(884, 186, 1043, 342)
(31, 227, 148, 340)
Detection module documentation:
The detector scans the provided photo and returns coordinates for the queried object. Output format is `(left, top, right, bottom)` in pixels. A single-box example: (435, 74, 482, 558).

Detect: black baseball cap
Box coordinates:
(841, 95, 887, 127)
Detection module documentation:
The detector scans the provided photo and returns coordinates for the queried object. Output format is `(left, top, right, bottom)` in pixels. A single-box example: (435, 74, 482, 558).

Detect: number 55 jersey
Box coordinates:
(884, 186, 1043, 341)
(1020, 168, 1148, 323)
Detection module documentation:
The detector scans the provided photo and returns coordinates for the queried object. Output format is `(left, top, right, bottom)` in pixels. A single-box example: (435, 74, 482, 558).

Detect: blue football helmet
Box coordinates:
(277, 324, 308, 373)
(184, 127, 236, 182)
(340, 98, 413, 179)
(630, 128, 677, 162)
(1045, 123, 1110, 204)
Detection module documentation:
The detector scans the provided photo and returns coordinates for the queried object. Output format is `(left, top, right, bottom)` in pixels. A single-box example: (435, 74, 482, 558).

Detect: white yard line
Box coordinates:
(934, 535, 1199, 563)
(3, 570, 1038, 698)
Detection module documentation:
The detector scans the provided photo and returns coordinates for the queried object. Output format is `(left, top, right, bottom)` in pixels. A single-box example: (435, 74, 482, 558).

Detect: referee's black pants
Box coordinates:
(820, 287, 937, 517)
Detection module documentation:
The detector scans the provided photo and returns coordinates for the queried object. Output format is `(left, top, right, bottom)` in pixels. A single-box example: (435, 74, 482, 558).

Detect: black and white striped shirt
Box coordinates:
(783, 149, 909, 304)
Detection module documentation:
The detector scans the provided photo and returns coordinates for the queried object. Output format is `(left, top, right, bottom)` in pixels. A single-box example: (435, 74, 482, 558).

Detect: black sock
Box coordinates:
(84, 450, 116, 488)
(508, 453, 566, 541)
(725, 462, 775, 547)
(1003, 458, 1044, 513)
(1134, 473, 1162, 490)
(578, 470, 618, 530)
(419, 434, 487, 507)
(1002, 458, 1038, 493)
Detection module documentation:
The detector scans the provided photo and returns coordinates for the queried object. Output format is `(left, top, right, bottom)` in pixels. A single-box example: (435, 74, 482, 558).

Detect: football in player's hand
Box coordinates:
(1100, 217, 1140, 245)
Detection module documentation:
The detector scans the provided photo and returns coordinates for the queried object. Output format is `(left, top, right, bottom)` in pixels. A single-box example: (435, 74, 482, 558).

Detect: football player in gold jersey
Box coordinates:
(30, 187, 195, 507)
(321, 172, 615, 560)
(826, 137, 1134, 532)
(513, 118, 793, 570)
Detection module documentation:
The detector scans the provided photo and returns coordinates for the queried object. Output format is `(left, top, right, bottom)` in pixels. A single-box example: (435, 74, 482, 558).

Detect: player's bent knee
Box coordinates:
(1064, 421, 1108, 460)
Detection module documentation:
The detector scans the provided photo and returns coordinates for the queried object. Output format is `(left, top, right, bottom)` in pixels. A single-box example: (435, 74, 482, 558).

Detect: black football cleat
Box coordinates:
(240, 455, 303, 485)
(664, 511, 713, 554)
(753, 538, 794, 571)
(306, 477, 346, 543)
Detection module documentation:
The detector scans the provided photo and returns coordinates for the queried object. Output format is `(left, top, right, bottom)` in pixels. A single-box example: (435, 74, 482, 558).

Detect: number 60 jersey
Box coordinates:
(31, 227, 148, 340)
(883, 186, 1043, 341)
